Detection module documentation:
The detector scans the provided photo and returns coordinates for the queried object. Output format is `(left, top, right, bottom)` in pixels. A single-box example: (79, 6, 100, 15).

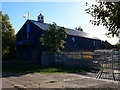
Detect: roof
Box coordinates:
(30, 20, 100, 40)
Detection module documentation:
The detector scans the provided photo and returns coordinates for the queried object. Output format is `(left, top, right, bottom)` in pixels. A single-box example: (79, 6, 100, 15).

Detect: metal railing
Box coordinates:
(54, 49, 120, 81)
(55, 51, 100, 68)
(95, 49, 120, 81)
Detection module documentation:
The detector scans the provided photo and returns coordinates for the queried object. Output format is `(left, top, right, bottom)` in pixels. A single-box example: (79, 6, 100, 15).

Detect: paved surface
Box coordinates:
(2, 73, 120, 89)
(1, 79, 18, 90)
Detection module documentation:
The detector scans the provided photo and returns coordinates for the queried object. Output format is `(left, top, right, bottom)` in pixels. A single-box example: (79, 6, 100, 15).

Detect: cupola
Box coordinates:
(38, 13, 44, 23)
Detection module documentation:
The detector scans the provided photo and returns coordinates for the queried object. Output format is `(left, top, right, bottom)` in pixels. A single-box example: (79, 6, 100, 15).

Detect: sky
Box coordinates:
(2, 1, 118, 45)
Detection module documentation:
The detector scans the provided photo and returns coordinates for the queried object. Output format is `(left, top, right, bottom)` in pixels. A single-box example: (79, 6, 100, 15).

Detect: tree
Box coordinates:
(75, 26, 83, 31)
(0, 11, 16, 57)
(85, 1, 120, 37)
(101, 40, 113, 49)
(40, 23, 67, 53)
(40, 23, 67, 54)
(115, 43, 120, 49)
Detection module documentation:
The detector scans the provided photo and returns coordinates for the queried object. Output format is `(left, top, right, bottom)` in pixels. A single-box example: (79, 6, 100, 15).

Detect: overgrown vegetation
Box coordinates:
(1, 11, 16, 59)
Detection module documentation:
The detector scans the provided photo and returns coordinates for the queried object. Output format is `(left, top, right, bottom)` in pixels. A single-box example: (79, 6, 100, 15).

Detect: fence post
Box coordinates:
(42, 52, 48, 65)
(41, 52, 55, 66)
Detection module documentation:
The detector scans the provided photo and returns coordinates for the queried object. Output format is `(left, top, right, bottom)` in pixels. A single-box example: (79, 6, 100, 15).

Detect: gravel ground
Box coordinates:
(2, 73, 120, 89)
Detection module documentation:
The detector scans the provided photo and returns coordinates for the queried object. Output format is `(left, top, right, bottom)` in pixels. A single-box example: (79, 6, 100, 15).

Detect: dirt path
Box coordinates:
(2, 73, 120, 89)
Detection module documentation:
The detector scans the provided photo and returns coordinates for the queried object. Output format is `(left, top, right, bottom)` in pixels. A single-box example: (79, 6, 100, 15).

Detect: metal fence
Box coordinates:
(54, 51, 100, 68)
(94, 49, 120, 81)
(54, 49, 120, 81)
(41, 49, 120, 81)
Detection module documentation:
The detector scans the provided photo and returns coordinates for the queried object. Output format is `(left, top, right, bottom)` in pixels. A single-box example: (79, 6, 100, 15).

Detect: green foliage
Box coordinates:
(101, 40, 113, 49)
(85, 1, 120, 37)
(40, 23, 67, 53)
(0, 11, 16, 57)
(115, 43, 120, 49)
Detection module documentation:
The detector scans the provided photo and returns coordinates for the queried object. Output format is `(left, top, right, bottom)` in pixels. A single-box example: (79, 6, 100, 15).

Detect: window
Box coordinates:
(41, 17, 43, 19)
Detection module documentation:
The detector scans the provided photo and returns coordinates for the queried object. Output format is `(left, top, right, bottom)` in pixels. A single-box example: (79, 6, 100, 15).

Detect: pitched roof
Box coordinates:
(38, 13, 44, 17)
(30, 20, 100, 40)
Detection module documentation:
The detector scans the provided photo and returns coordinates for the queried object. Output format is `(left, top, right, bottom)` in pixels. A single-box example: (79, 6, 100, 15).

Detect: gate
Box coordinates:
(54, 49, 120, 81)
(95, 49, 120, 81)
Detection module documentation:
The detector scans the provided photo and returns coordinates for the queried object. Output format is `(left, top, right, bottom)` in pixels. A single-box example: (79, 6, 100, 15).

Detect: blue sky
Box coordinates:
(2, 2, 88, 32)
(2, 2, 118, 45)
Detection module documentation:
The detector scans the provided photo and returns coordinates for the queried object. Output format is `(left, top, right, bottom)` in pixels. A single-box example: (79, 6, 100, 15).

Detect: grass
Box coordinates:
(2, 62, 98, 74)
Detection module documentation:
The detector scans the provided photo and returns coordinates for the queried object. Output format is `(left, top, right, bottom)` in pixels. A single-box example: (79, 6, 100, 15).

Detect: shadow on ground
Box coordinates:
(2, 61, 99, 78)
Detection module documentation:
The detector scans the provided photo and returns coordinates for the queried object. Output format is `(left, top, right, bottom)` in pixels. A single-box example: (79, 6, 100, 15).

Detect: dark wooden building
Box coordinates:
(16, 13, 102, 61)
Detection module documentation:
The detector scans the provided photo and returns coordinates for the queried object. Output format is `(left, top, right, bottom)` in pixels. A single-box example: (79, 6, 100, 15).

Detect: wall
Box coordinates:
(65, 35, 102, 51)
